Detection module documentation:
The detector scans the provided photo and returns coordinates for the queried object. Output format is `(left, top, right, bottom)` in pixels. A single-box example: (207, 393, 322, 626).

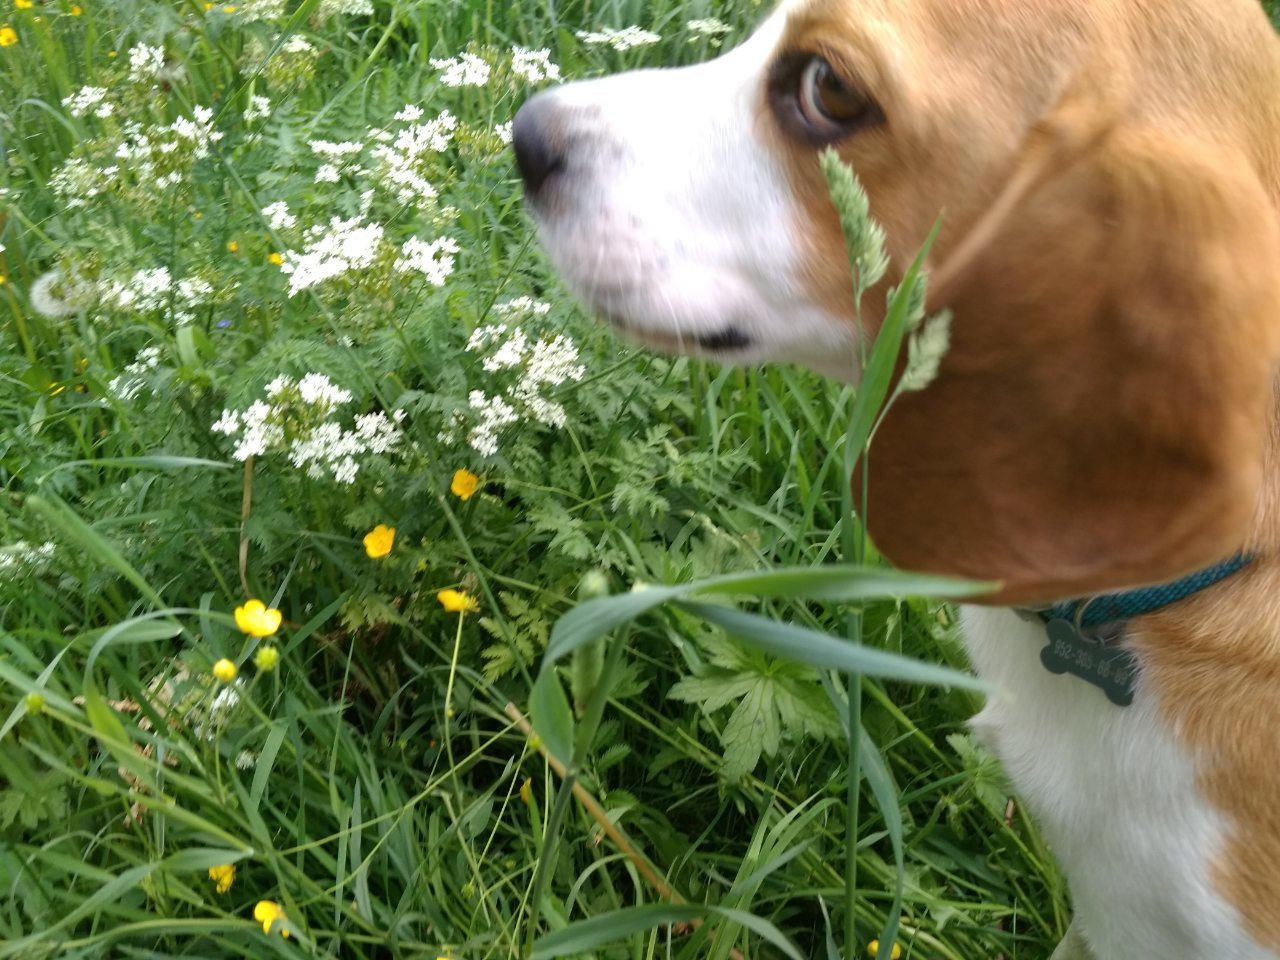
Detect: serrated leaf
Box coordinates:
(668, 671, 756, 712)
(721, 683, 777, 782)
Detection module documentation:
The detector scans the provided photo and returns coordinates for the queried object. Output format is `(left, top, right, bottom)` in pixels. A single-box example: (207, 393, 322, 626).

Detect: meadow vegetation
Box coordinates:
(0, 0, 1107, 956)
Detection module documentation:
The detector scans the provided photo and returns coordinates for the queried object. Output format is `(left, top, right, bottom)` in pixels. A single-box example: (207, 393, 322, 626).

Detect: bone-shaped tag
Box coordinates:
(1040, 618, 1138, 707)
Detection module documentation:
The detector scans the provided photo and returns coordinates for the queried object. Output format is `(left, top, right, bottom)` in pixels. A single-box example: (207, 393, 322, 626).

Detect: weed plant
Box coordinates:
(0, 0, 1073, 957)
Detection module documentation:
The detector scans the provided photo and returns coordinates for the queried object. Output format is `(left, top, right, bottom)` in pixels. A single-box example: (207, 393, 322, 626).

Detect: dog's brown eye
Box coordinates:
(799, 57, 870, 131)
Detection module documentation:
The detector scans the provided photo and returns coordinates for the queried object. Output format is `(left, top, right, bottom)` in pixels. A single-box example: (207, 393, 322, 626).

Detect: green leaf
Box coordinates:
(679, 601, 992, 693)
(26, 493, 165, 607)
(547, 566, 992, 666)
(720, 682, 777, 782)
(532, 904, 803, 960)
(529, 668, 576, 767)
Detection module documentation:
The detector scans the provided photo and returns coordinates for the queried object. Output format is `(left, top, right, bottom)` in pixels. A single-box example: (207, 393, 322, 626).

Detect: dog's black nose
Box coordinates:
(512, 94, 565, 199)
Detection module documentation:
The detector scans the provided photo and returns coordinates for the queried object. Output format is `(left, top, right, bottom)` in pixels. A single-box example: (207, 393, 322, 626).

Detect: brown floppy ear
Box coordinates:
(865, 122, 1280, 606)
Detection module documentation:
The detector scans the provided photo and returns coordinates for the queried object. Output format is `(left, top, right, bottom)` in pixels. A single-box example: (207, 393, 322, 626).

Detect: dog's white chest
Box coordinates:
(959, 607, 1273, 960)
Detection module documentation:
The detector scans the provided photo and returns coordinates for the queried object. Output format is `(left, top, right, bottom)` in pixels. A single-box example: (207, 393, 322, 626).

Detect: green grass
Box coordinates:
(0, 0, 1075, 957)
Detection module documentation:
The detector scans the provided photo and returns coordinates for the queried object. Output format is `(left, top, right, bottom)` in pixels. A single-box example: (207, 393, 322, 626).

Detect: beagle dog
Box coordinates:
(512, 1, 1280, 957)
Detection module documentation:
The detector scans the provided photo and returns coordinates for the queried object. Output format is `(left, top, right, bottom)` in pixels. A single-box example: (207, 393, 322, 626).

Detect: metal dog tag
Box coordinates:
(1040, 618, 1138, 707)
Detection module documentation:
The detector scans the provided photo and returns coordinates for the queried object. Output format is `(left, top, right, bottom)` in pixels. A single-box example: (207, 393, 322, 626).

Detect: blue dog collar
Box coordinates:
(1041, 552, 1253, 629)
(1027, 552, 1252, 706)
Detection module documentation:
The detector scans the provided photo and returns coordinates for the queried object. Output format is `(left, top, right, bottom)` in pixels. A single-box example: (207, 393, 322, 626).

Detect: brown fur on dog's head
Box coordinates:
(774, 0, 1280, 604)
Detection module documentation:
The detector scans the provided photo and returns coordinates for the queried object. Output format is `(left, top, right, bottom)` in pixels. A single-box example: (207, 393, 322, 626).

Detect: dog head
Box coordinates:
(514, 0, 1280, 604)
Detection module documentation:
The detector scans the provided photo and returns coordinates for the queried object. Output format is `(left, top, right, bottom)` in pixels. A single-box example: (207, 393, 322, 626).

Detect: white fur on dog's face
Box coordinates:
(517, 7, 859, 381)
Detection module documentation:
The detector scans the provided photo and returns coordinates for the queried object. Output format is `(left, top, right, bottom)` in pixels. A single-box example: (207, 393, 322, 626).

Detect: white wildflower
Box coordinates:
(62, 85, 114, 119)
(235, 750, 258, 769)
(466, 391, 519, 457)
(0, 541, 56, 578)
(214, 375, 403, 482)
(493, 296, 551, 318)
(318, 0, 373, 17)
(315, 163, 341, 184)
(232, 0, 287, 21)
(395, 236, 459, 285)
(262, 200, 296, 231)
(244, 93, 271, 123)
(48, 157, 118, 207)
(310, 139, 364, 161)
(282, 35, 315, 55)
(297, 371, 352, 410)
(279, 216, 385, 295)
(431, 52, 491, 88)
(686, 17, 730, 37)
(466, 322, 508, 352)
(107, 346, 162, 402)
(394, 104, 424, 123)
(494, 120, 513, 144)
(576, 26, 661, 52)
(510, 46, 561, 84)
(128, 43, 166, 83)
(369, 108, 456, 205)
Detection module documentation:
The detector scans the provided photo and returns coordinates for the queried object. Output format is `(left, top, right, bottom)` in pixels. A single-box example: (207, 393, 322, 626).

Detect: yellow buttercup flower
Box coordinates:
(70, 5, 82, 15)
(15, 1, 32, 9)
(437, 589, 479, 614)
(212, 658, 237, 683)
(0, 27, 13, 46)
(450, 468, 479, 501)
(253, 645, 279, 672)
(226, 240, 239, 253)
(208, 864, 235, 894)
(363, 524, 395, 558)
(253, 900, 289, 937)
(267, 252, 284, 265)
(234, 599, 282, 637)
(867, 940, 902, 960)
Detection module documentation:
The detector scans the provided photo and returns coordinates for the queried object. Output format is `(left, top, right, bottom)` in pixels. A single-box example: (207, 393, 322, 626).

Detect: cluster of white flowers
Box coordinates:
(49, 157, 118, 208)
(228, 0, 286, 21)
(128, 43, 166, 83)
(310, 138, 366, 184)
(279, 216, 385, 295)
(576, 26, 661, 51)
(318, 0, 373, 16)
(448, 308, 584, 455)
(686, 17, 731, 37)
(281, 35, 316, 55)
(212, 373, 405, 484)
(63, 85, 114, 120)
(0, 540, 55, 579)
(95, 267, 213, 323)
(493, 296, 551, 319)
(494, 121, 513, 144)
(97, 267, 214, 323)
(106, 107, 224, 191)
(395, 236, 459, 285)
(262, 200, 297, 232)
(368, 107, 456, 205)
(107, 346, 163, 402)
(244, 93, 271, 124)
(431, 52, 491, 88)
(510, 47, 561, 84)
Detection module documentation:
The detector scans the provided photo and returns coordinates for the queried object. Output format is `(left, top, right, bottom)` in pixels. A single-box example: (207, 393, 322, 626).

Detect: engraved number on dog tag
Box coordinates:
(1040, 618, 1138, 707)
